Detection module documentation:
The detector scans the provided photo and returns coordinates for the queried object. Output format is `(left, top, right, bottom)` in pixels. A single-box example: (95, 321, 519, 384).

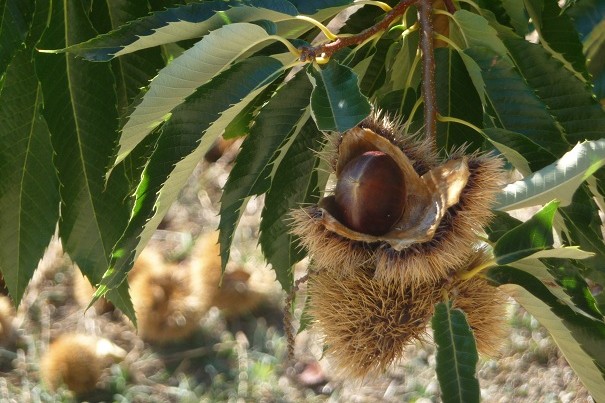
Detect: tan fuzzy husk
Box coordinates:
(452, 275, 509, 357)
(131, 261, 204, 344)
(0, 295, 15, 347)
(303, 249, 509, 379)
(307, 265, 443, 379)
(40, 334, 126, 395)
(291, 111, 506, 287)
(72, 247, 164, 314)
(190, 231, 266, 317)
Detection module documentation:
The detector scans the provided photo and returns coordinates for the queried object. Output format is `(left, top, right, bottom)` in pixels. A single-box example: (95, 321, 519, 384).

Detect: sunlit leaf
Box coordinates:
(432, 302, 480, 403)
(495, 140, 605, 210)
(46, 0, 298, 60)
(493, 200, 559, 264)
(99, 57, 284, 295)
(219, 72, 312, 276)
(115, 22, 282, 165)
(490, 267, 605, 400)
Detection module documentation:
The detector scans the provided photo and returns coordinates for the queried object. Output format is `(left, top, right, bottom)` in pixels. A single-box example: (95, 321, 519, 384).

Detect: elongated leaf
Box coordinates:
(483, 128, 556, 174)
(48, 0, 298, 60)
(0, 0, 34, 78)
(508, 258, 602, 320)
(524, 0, 589, 79)
(308, 61, 370, 132)
(567, 0, 605, 100)
(495, 140, 605, 210)
(219, 72, 312, 276)
(287, 0, 352, 14)
(559, 188, 605, 284)
(493, 200, 558, 264)
(259, 118, 323, 291)
(500, 0, 530, 36)
(99, 57, 284, 294)
(0, 50, 59, 304)
(450, 10, 509, 59)
(490, 267, 605, 400)
(491, 16, 605, 144)
(434, 47, 483, 151)
(35, 0, 133, 313)
(115, 22, 279, 165)
(95, 0, 166, 115)
(465, 46, 568, 156)
(432, 302, 480, 403)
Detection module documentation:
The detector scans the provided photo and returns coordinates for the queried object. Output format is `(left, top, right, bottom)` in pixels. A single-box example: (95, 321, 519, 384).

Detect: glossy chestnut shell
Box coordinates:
(334, 151, 406, 235)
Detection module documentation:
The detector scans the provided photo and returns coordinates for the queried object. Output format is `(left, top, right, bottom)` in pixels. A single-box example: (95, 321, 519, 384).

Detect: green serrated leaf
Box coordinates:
(101, 56, 284, 293)
(524, 0, 589, 80)
(434, 47, 484, 151)
(432, 302, 480, 403)
(465, 46, 569, 157)
(0, 50, 59, 304)
(0, 0, 34, 78)
(495, 140, 605, 210)
(47, 1, 298, 60)
(259, 118, 323, 291)
(307, 61, 371, 132)
(507, 258, 599, 318)
(483, 127, 556, 174)
(451, 10, 508, 57)
(219, 72, 312, 276)
(493, 200, 559, 264)
(35, 0, 133, 318)
(490, 15, 605, 144)
(115, 22, 280, 164)
(559, 187, 605, 284)
(98, 0, 166, 115)
(489, 266, 605, 400)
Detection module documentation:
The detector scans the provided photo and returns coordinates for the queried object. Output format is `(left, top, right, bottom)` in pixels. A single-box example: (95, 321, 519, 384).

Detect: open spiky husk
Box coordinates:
(374, 151, 506, 286)
(291, 111, 506, 287)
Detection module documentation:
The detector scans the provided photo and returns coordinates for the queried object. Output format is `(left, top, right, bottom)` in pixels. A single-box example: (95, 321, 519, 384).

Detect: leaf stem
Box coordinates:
(437, 114, 485, 136)
(298, 0, 418, 62)
(457, 259, 496, 281)
(418, 0, 437, 148)
(353, 0, 393, 12)
(296, 15, 339, 40)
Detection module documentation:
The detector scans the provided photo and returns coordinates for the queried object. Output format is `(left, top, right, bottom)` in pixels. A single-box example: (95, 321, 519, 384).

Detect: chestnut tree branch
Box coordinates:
(299, 0, 419, 62)
(418, 0, 438, 147)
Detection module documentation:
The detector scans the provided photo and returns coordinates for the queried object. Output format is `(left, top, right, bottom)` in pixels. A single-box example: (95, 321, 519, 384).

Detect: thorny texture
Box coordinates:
(290, 114, 506, 289)
(305, 250, 508, 379)
(307, 265, 440, 379)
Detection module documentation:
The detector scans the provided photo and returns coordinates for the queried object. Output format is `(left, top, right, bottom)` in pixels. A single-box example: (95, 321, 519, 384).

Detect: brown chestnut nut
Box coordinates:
(334, 151, 406, 235)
